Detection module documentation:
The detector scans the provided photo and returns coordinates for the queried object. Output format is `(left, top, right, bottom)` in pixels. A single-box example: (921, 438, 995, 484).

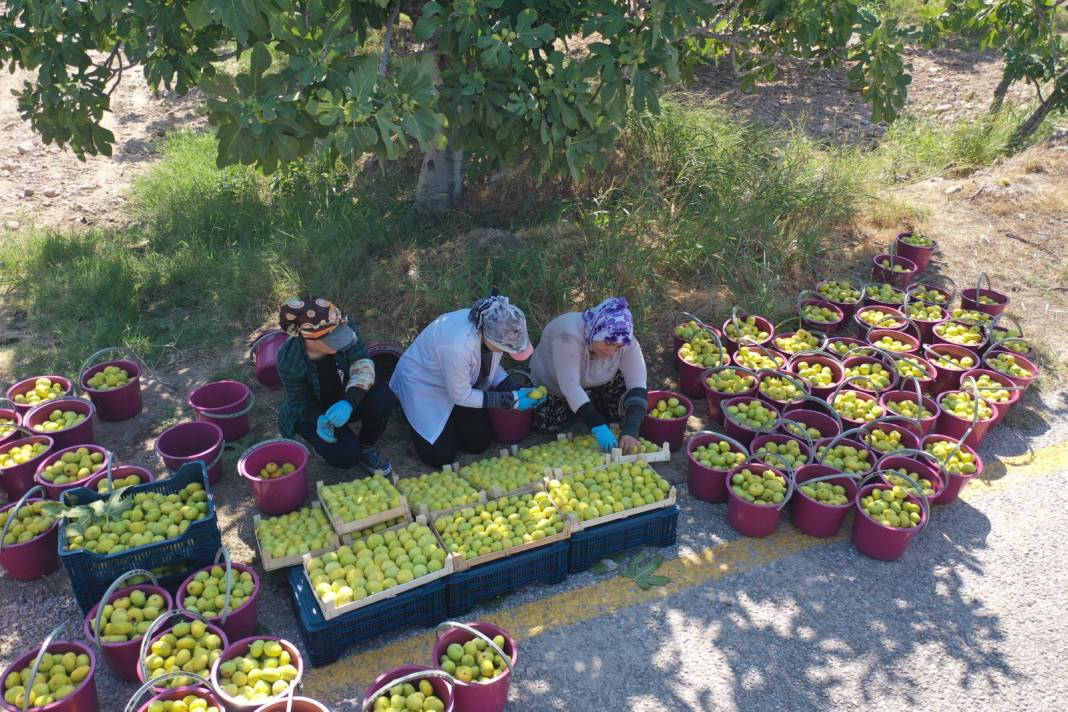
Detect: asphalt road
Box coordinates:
(2, 385, 1065, 711)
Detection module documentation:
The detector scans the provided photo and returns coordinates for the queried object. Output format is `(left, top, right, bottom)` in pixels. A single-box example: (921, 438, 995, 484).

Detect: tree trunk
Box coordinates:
(989, 71, 1013, 114)
(1009, 75, 1065, 148)
(414, 142, 464, 215)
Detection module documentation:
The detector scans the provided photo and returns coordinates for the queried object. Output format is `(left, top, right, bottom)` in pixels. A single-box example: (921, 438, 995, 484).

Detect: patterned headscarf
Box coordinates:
(582, 297, 634, 346)
(469, 290, 530, 353)
(279, 296, 344, 338)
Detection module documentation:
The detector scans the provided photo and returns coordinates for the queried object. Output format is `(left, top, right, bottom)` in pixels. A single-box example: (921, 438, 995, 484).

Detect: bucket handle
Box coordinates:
(122, 671, 213, 712)
(689, 430, 750, 458)
(20, 624, 72, 712)
(735, 343, 783, 370)
(0, 397, 17, 411)
(756, 368, 810, 403)
(829, 374, 885, 406)
(858, 470, 931, 533)
(137, 608, 213, 684)
(884, 447, 947, 477)
(92, 568, 162, 645)
(194, 391, 256, 420)
(77, 346, 176, 394)
(701, 364, 759, 386)
(960, 375, 1026, 405)
(816, 425, 873, 465)
(213, 546, 236, 624)
(888, 352, 933, 382)
(727, 306, 768, 348)
(436, 621, 515, 673)
(856, 414, 924, 449)
(781, 394, 845, 433)
(990, 312, 1025, 339)
(838, 344, 874, 359)
(884, 376, 927, 427)
(974, 271, 993, 297)
(738, 452, 795, 510)
(0, 485, 50, 554)
(679, 311, 719, 338)
(360, 670, 456, 712)
(795, 289, 838, 320)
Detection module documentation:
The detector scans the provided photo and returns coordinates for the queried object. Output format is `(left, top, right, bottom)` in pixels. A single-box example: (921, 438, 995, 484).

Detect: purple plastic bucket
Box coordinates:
(878, 391, 940, 436)
(931, 320, 988, 353)
(982, 350, 1039, 393)
(755, 371, 811, 411)
(83, 583, 174, 682)
(364, 665, 455, 712)
(780, 407, 842, 440)
(252, 330, 289, 390)
(5, 375, 73, 417)
(871, 254, 918, 289)
(238, 439, 309, 515)
(138, 619, 229, 693)
(750, 433, 813, 468)
(960, 368, 1020, 426)
(860, 421, 921, 457)
(677, 345, 729, 398)
(80, 359, 142, 422)
(210, 637, 303, 712)
(890, 355, 937, 394)
(700, 367, 757, 423)
(861, 286, 907, 311)
(842, 356, 899, 396)
(851, 483, 926, 561)
(368, 342, 405, 387)
(895, 232, 936, 271)
(137, 687, 227, 712)
(825, 336, 872, 360)
(155, 421, 225, 485)
(791, 464, 858, 538)
(84, 464, 155, 494)
(787, 354, 844, 400)
(926, 344, 981, 395)
(798, 298, 846, 334)
(24, 398, 96, 450)
(721, 314, 775, 355)
(686, 433, 747, 503)
(725, 464, 790, 537)
(0, 407, 22, 449)
(866, 328, 920, 356)
(877, 454, 945, 501)
(814, 280, 862, 322)
(639, 390, 692, 451)
(489, 408, 532, 445)
(188, 380, 253, 442)
(961, 288, 1009, 316)
(0, 495, 60, 580)
(0, 641, 98, 712)
(935, 390, 996, 450)
(432, 622, 516, 712)
(853, 306, 907, 336)
(828, 390, 883, 431)
(177, 563, 261, 643)
(253, 698, 331, 712)
(923, 435, 982, 505)
(815, 436, 877, 476)
(34, 444, 112, 501)
(721, 396, 780, 447)
(0, 435, 54, 500)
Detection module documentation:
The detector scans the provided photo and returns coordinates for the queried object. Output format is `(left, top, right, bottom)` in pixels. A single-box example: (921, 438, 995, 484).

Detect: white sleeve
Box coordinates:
(553, 332, 592, 412)
(489, 363, 509, 387)
(439, 345, 485, 408)
(620, 339, 648, 390)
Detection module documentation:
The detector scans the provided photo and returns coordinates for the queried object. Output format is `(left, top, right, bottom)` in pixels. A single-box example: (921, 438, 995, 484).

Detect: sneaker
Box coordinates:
(358, 447, 392, 476)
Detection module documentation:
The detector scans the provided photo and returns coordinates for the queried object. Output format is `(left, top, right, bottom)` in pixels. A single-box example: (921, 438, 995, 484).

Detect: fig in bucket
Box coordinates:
(181, 565, 255, 618)
(816, 444, 872, 474)
(725, 400, 778, 432)
(987, 352, 1033, 379)
(691, 440, 745, 469)
(905, 301, 944, 322)
(0, 499, 57, 546)
(85, 365, 134, 390)
(730, 468, 788, 504)
(843, 362, 894, 392)
(864, 283, 906, 305)
(679, 338, 728, 369)
(941, 391, 994, 422)
(649, 397, 687, 419)
(793, 360, 837, 388)
(439, 632, 510, 683)
(31, 407, 88, 433)
(724, 315, 770, 343)
(753, 440, 807, 469)
(818, 280, 862, 304)
(216, 639, 300, 703)
(931, 350, 976, 371)
(893, 356, 931, 381)
(255, 507, 335, 560)
(773, 329, 820, 354)
(141, 618, 226, 687)
(3, 649, 92, 708)
(934, 321, 984, 347)
(830, 391, 883, 423)
(254, 461, 296, 480)
(800, 303, 840, 325)
(924, 440, 978, 476)
(547, 461, 671, 523)
(884, 468, 938, 497)
(859, 487, 923, 529)
(705, 368, 756, 395)
(93, 589, 169, 644)
(885, 397, 932, 420)
(799, 481, 850, 505)
(38, 447, 106, 486)
(734, 346, 785, 370)
(11, 377, 66, 407)
(373, 679, 447, 712)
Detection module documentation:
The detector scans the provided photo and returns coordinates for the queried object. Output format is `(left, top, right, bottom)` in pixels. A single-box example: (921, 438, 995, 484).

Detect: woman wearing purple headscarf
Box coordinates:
(530, 297, 648, 453)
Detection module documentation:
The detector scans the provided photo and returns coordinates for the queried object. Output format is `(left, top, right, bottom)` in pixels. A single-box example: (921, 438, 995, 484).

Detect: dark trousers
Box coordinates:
(295, 381, 395, 469)
(411, 406, 493, 468)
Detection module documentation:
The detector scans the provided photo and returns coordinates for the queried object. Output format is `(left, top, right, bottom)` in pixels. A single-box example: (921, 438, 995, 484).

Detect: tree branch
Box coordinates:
(380, 2, 401, 77)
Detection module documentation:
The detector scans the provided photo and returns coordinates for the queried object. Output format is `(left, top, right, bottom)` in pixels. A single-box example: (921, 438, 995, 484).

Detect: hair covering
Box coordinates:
(279, 296, 344, 339)
(468, 290, 531, 356)
(582, 297, 634, 346)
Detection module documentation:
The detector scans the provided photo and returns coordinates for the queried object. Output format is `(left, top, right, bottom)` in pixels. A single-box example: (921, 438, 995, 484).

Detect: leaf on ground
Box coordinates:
(589, 561, 611, 575)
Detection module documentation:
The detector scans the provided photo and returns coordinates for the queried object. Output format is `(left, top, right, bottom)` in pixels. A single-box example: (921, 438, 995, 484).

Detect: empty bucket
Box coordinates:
(251, 330, 289, 389)
(188, 380, 253, 442)
(155, 421, 225, 484)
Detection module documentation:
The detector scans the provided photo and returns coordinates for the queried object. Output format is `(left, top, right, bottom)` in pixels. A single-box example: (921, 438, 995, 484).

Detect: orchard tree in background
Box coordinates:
(1, 1, 919, 213)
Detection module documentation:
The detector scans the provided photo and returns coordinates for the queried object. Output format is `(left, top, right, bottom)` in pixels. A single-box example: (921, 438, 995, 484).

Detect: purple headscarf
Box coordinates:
(582, 297, 634, 346)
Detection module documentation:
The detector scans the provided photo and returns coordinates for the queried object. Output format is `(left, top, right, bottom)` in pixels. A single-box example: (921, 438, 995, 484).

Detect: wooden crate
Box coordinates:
(566, 486, 678, 532)
(612, 441, 671, 464)
(455, 449, 552, 497)
(316, 479, 410, 536)
(399, 464, 487, 519)
(304, 515, 457, 621)
(254, 502, 341, 572)
(433, 501, 573, 573)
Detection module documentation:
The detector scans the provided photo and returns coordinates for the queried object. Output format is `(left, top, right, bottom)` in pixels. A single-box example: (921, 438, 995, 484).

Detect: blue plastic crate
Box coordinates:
(287, 565, 447, 667)
(59, 461, 222, 613)
(567, 505, 679, 574)
(446, 540, 569, 617)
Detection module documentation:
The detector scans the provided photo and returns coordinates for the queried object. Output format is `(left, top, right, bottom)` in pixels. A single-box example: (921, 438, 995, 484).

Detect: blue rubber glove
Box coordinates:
(591, 424, 618, 453)
(316, 415, 337, 444)
(324, 400, 354, 427)
(513, 387, 542, 411)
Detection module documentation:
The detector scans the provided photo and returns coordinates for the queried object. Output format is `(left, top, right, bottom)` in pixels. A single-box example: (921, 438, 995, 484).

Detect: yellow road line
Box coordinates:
(303, 437, 1068, 698)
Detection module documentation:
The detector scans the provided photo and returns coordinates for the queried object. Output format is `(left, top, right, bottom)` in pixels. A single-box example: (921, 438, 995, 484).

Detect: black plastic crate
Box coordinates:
(59, 461, 222, 613)
(567, 505, 679, 574)
(445, 540, 569, 617)
(286, 565, 448, 667)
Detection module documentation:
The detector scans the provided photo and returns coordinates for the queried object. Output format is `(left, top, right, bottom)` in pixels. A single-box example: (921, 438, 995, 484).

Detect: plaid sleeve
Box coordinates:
(276, 338, 313, 437)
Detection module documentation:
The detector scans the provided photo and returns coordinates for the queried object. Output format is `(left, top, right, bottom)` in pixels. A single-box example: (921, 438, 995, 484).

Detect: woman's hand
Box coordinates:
(619, 434, 640, 455)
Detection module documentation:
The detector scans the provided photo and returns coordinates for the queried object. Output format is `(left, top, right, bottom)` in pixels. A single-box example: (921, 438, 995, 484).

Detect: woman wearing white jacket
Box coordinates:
(390, 292, 544, 467)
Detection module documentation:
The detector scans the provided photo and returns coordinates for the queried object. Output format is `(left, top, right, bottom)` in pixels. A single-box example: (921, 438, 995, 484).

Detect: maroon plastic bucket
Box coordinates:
(686, 432, 748, 503)
(798, 298, 846, 335)
(866, 328, 920, 356)
(871, 254, 918, 289)
(877, 453, 945, 501)
(959, 368, 1020, 426)
(926, 344, 981, 395)
(85, 464, 155, 494)
(828, 388, 883, 430)
(825, 337, 872, 360)
(791, 464, 858, 538)
(859, 421, 921, 457)
(721, 314, 774, 354)
(961, 288, 1009, 317)
(34, 444, 112, 501)
(861, 284, 907, 311)
(700, 367, 757, 423)
(251, 330, 288, 390)
(923, 434, 982, 505)
(178, 560, 261, 644)
(677, 346, 711, 398)
(489, 408, 532, 445)
(725, 463, 792, 537)
(0, 638, 98, 712)
(363, 665, 455, 712)
(84, 580, 174, 682)
(137, 614, 230, 693)
(136, 686, 228, 712)
(982, 350, 1039, 393)
(188, 380, 253, 443)
(639, 390, 692, 451)
(432, 622, 516, 712)
(210, 636, 303, 712)
(854, 305, 907, 336)
(815, 436, 877, 476)
(368, 341, 405, 387)
(842, 356, 899, 395)
(5, 375, 73, 416)
(890, 355, 937, 394)
(0, 488, 60, 581)
(931, 319, 988, 353)
(721, 396, 780, 447)
(237, 439, 310, 515)
(0, 405, 22, 449)
(755, 370, 811, 411)
(79, 358, 142, 422)
(751, 433, 812, 470)
(851, 483, 927, 561)
(895, 232, 936, 271)
(879, 390, 940, 436)
(935, 390, 995, 450)
(0, 434, 54, 500)
(815, 280, 863, 321)
(24, 398, 96, 450)
(155, 421, 225, 484)
(787, 354, 844, 400)
(253, 698, 330, 712)
(732, 345, 787, 372)
(780, 406, 842, 440)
